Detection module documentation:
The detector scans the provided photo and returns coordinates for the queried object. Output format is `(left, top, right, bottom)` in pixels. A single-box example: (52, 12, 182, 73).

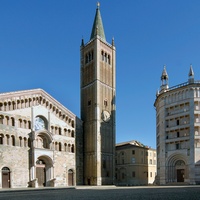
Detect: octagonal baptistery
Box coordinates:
(0, 89, 83, 188)
(154, 66, 200, 185)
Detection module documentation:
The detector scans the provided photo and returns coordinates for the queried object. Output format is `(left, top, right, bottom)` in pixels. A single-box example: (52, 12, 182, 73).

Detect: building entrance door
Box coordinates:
(68, 169, 74, 186)
(2, 167, 10, 188)
(36, 160, 46, 187)
(177, 169, 184, 182)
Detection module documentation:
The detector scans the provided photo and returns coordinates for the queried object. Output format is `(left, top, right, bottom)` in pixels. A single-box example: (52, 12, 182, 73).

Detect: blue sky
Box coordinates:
(1, 0, 200, 148)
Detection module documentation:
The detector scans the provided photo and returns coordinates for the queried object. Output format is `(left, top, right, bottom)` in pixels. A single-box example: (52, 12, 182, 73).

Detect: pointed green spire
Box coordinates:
(90, 2, 106, 41)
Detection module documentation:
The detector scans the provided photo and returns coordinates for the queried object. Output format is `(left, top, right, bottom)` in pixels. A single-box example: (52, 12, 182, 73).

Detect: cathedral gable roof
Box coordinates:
(0, 88, 77, 119)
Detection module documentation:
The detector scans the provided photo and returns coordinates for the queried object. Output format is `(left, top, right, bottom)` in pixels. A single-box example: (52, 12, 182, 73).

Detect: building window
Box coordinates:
(104, 100, 108, 106)
(132, 150, 135, 154)
(132, 158, 135, 163)
(150, 172, 152, 177)
(6, 135, 9, 145)
(108, 55, 111, 64)
(59, 142, 62, 151)
(59, 127, 62, 135)
(88, 100, 91, 106)
(0, 134, 3, 145)
(24, 137, 27, 147)
(177, 132, 180, 137)
(71, 144, 74, 153)
(11, 117, 15, 126)
(19, 137, 22, 147)
(149, 159, 152, 164)
(177, 119, 179, 125)
(132, 171, 135, 177)
(101, 51, 104, 61)
(176, 143, 180, 149)
(0, 115, 3, 124)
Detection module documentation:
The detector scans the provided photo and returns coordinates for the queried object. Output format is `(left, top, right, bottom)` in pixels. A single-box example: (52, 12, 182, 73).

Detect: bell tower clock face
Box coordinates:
(102, 110, 110, 122)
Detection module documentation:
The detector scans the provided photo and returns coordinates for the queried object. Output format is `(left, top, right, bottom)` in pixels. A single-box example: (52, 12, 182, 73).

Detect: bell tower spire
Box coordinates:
(90, 2, 106, 41)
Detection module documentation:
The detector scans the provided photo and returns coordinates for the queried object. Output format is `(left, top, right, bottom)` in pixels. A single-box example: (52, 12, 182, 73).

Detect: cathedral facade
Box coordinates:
(0, 89, 83, 188)
(0, 4, 116, 188)
(154, 65, 200, 185)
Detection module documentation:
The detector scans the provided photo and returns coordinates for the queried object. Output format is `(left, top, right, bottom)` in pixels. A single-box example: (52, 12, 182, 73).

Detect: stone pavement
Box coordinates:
(0, 185, 200, 200)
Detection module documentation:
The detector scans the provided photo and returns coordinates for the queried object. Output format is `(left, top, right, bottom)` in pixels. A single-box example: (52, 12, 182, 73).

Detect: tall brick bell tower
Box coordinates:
(80, 3, 116, 185)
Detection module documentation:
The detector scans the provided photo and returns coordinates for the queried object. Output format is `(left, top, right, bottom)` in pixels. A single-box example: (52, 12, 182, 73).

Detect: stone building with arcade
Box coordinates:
(0, 89, 83, 188)
(154, 65, 200, 185)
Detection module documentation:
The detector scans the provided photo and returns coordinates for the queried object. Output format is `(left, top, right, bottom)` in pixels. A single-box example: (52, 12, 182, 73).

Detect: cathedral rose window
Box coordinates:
(35, 117, 45, 131)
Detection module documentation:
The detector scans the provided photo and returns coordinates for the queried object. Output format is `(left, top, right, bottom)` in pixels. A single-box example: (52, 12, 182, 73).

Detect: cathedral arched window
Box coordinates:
(59, 127, 62, 135)
(72, 120, 74, 128)
(5, 116, 9, 125)
(8, 101, 11, 110)
(11, 135, 15, 146)
(11, 117, 15, 126)
(18, 119, 22, 128)
(24, 120, 27, 129)
(28, 121, 31, 129)
(55, 142, 58, 151)
(0, 134, 4, 145)
(68, 129, 71, 137)
(28, 138, 31, 148)
(0, 115, 3, 124)
(59, 142, 62, 151)
(6, 135, 9, 145)
(19, 136, 22, 147)
(64, 143, 67, 152)
(24, 137, 27, 147)
(68, 144, 71, 152)
(71, 130, 74, 138)
(71, 144, 74, 153)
